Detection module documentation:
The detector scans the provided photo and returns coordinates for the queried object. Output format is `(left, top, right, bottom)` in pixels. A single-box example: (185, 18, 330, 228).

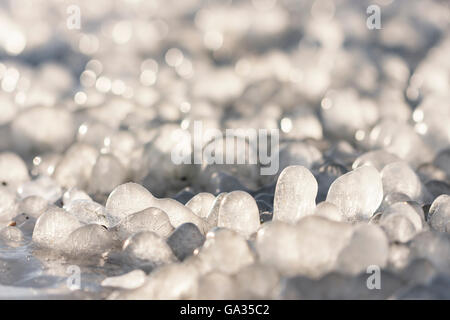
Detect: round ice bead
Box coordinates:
(102, 130, 141, 168)
(388, 243, 411, 270)
(105, 183, 155, 222)
(321, 89, 379, 140)
(314, 201, 344, 222)
(326, 165, 383, 222)
(88, 154, 127, 197)
(17, 176, 62, 204)
(185, 192, 215, 219)
(0, 186, 19, 225)
(273, 166, 318, 223)
(256, 217, 353, 277)
(335, 224, 389, 275)
(101, 270, 147, 290)
(0, 226, 24, 247)
(167, 223, 205, 261)
(280, 109, 323, 141)
(111, 263, 199, 300)
(235, 263, 279, 299)
(62, 188, 92, 206)
(417, 163, 447, 184)
(19, 196, 48, 219)
(65, 224, 116, 257)
(368, 119, 433, 167)
(76, 120, 115, 150)
(111, 207, 174, 241)
(11, 106, 75, 154)
(64, 199, 110, 227)
(122, 231, 177, 268)
(53, 143, 98, 190)
(382, 202, 424, 232)
(218, 191, 260, 237)
(428, 195, 450, 233)
(32, 206, 84, 249)
(0, 152, 29, 190)
(196, 272, 239, 300)
(352, 150, 402, 172)
(379, 203, 421, 243)
(381, 161, 428, 203)
(31, 153, 61, 177)
(196, 228, 255, 275)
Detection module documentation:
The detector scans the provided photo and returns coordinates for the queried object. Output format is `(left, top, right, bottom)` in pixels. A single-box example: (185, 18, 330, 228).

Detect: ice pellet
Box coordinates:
(273, 166, 318, 223)
(218, 191, 260, 238)
(32, 206, 84, 249)
(428, 195, 450, 233)
(326, 165, 383, 222)
(335, 224, 389, 275)
(101, 270, 147, 290)
(122, 231, 177, 269)
(111, 207, 174, 241)
(65, 224, 116, 257)
(0, 152, 29, 191)
(196, 228, 255, 275)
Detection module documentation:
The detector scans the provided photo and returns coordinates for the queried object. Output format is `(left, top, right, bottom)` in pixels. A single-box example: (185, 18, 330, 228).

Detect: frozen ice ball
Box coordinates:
(17, 176, 62, 204)
(196, 272, 239, 300)
(235, 263, 279, 299)
(167, 223, 205, 261)
(428, 195, 450, 233)
(53, 143, 98, 190)
(196, 228, 255, 275)
(0, 152, 29, 191)
(314, 201, 344, 222)
(88, 154, 127, 197)
(65, 224, 116, 257)
(273, 165, 318, 223)
(256, 217, 353, 276)
(0, 226, 24, 247)
(122, 231, 177, 269)
(335, 224, 389, 275)
(11, 106, 75, 155)
(326, 165, 383, 222)
(218, 191, 260, 237)
(105, 183, 155, 222)
(381, 161, 428, 203)
(352, 150, 401, 172)
(111, 207, 174, 241)
(101, 269, 147, 290)
(0, 186, 19, 225)
(32, 206, 84, 249)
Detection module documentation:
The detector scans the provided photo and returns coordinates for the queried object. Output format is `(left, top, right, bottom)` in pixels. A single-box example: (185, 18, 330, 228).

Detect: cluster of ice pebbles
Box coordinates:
(0, 0, 450, 299)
